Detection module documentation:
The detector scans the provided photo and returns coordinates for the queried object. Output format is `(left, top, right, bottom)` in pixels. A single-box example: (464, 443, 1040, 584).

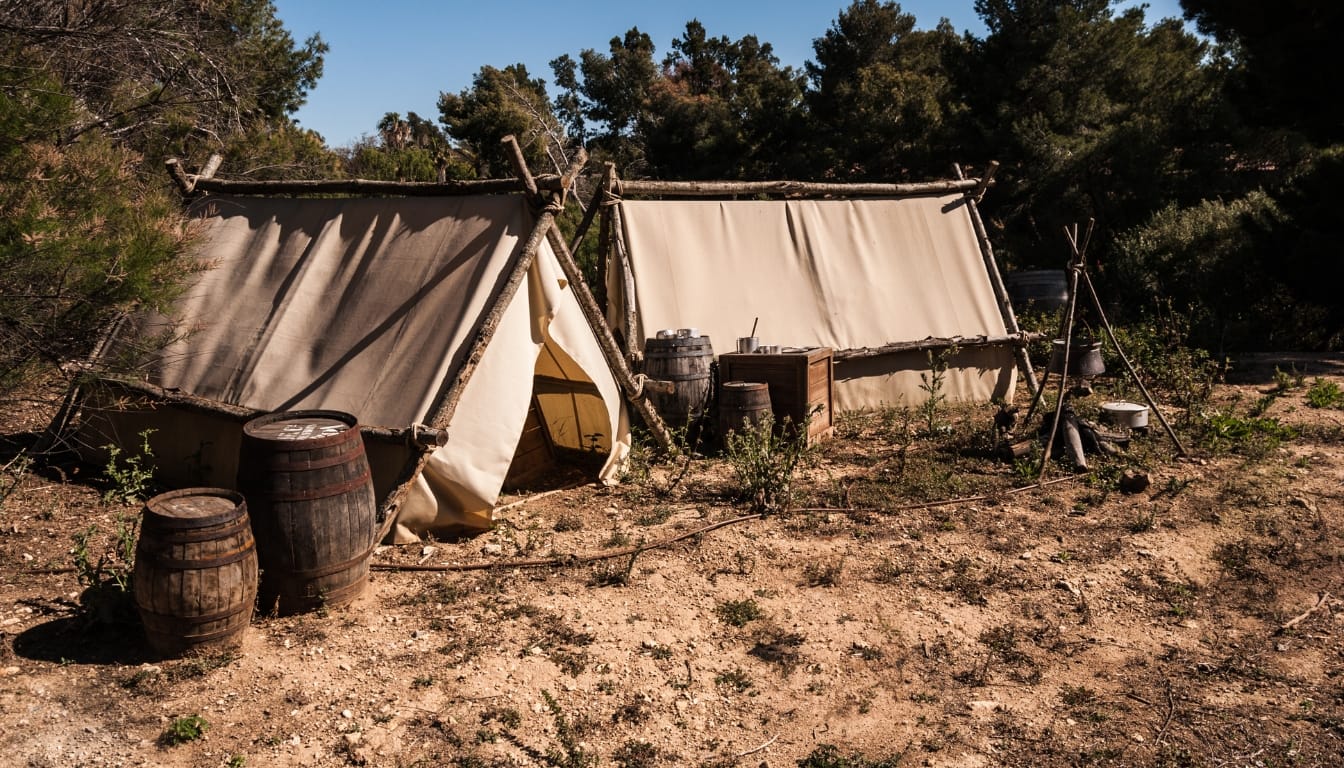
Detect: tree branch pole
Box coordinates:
(374, 140, 590, 544)
(1078, 269, 1187, 455)
(501, 140, 675, 454)
(954, 161, 1038, 396)
(615, 178, 983, 198)
(1036, 221, 1091, 482)
(833, 332, 1044, 361)
(568, 163, 611, 256)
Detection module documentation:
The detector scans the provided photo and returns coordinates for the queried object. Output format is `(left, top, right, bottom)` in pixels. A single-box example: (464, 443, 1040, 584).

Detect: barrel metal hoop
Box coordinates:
(148, 544, 256, 570)
(251, 470, 373, 502)
(287, 544, 376, 579)
(147, 518, 251, 544)
(253, 443, 367, 472)
(140, 600, 252, 625)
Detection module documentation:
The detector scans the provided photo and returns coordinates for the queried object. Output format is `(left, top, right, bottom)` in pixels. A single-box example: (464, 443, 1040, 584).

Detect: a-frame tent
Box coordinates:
(72, 155, 646, 542)
(598, 169, 1036, 412)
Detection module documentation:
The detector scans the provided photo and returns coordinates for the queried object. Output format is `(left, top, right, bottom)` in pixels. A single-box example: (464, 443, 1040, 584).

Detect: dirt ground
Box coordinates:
(0, 356, 1341, 768)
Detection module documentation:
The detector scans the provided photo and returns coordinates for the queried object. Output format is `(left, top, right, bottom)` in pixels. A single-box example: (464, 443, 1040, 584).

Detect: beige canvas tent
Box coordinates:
(76, 164, 636, 542)
(600, 174, 1035, 412)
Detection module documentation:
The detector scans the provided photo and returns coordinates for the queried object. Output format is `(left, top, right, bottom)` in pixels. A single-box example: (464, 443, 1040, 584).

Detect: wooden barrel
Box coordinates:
(1004, 270, 1069, 310)
(237, 410, 377, 615)
(643, 335, 715, 430)
(133, 488, 257, 657)
(718, 381, 772, 439)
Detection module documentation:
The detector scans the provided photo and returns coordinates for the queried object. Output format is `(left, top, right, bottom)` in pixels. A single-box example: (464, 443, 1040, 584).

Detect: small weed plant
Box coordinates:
(714, 598, 764, 627)
(1198, 407, 1296, 458)
(71, 513, 138, 624)
(724, 412, 814, 513)
(918, 348, 953, 435)
(540, 689, 596, 768)
(161, 714, 209, 746)
(101, 428, 157, 505)
(1306, 377, 1344, 409)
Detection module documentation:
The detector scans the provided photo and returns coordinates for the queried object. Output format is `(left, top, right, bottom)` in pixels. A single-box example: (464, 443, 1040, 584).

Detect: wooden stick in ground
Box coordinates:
(1078, 269, 1188, 456)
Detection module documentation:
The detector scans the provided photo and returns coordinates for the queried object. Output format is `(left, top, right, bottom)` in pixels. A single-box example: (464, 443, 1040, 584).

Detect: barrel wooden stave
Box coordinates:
(133, 488, 257, 657)
(718, 381, 773, 439)
(238, 410, 377, 616)
(643, 336, 715, 430)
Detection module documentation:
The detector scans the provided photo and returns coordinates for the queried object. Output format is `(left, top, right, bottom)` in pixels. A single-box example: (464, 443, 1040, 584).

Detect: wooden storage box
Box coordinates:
(718, 347, 834, 444)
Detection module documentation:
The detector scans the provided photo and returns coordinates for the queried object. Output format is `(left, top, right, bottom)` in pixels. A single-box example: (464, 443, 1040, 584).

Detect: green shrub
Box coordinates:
(1306, 378, 1344, 409)
(724, 412, 814, 513)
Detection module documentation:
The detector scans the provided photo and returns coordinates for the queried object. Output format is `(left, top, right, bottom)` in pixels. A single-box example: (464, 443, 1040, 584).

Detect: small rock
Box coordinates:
(481, 543, 504, 556)
(1056, 580, 1081, 597)
(1136, 549, 1154, 558)
(1291, 496, 1318, 513)
(967, 700, 1001, 713)
(1, 666, 21, 676)
(344, 732, 362, 746)
(1133, 734, 1146, 743)
(342, 709, 354, 719)
(21, 553, 33, 562)
(1019, 551, 1034, 560)
(1119, 470, 1150, 494)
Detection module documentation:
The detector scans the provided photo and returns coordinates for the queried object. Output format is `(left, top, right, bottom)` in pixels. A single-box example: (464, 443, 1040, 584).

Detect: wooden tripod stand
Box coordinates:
(1023, 221, 1187, 481)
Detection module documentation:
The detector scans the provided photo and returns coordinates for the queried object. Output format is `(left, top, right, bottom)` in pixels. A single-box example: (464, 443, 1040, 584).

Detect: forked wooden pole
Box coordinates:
(956, 161, 1038, 397)
(500, 138, 674, 455)
(1036, 222, 1090, 481)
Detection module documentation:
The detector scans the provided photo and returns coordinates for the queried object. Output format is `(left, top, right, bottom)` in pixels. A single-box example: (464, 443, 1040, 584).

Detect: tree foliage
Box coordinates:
(0, 0, 329, 393)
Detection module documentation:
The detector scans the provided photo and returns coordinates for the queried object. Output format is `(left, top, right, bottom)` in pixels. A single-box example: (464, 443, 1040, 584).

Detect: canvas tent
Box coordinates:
(76, 171, 632, 542)
(601, 175, 1034, 412)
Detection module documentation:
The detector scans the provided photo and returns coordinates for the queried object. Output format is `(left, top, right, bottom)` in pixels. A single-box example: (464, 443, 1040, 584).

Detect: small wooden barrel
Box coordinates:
(134, 488, 257, 657)
(237, 410, 377, 615)
(718, 381, 772, 439)
(643, 335, 715, 430)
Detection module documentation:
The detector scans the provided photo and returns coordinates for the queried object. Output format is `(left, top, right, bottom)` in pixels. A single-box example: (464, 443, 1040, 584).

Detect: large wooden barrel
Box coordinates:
(718, 381, 772, 440)
(237, 410, 377, 615)
(133, 488, 257, 657)
(1004, 270, 1069, 311)
(643, 335, 715, 430)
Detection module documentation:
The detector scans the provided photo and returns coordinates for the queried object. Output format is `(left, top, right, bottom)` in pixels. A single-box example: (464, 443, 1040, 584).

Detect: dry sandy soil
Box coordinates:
(0, 356, 1341, 768)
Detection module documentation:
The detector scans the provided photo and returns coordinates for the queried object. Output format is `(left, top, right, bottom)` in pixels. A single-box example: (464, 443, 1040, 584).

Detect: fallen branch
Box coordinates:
(734, 733, 778, 758)
(1276, 591, 1332, 635)
(371, 513, 763, 573)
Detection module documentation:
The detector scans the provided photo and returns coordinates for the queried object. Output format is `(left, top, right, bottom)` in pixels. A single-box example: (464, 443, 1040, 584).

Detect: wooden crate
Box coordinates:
(718, 347, 834, 444)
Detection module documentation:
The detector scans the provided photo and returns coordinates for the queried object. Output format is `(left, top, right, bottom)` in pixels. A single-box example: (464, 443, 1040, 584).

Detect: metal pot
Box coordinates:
(736, 336, 760, 353)
(1047, 339, 1105, 377)
(1101, 401, 1148, 429)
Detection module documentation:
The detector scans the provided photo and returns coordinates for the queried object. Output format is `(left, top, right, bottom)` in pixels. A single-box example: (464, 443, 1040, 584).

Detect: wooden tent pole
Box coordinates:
(615, 178, 982, 198)
(374, 140, 588, 543)
(608, 182, 640, 363)
(955, 162, 1038, 397)
(500, 139, 675, 454)
(568, 164, 611, 256)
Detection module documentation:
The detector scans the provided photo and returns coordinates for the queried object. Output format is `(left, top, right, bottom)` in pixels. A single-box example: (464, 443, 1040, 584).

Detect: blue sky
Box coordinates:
(273, 0, 1189, 148)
